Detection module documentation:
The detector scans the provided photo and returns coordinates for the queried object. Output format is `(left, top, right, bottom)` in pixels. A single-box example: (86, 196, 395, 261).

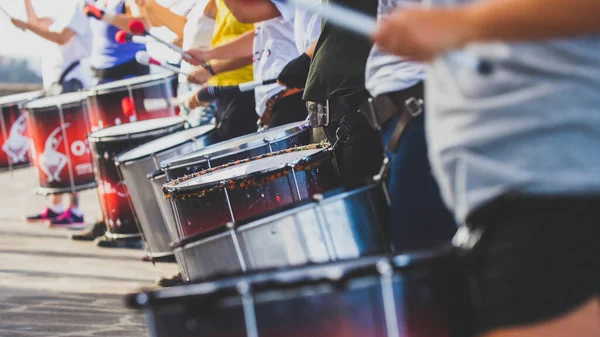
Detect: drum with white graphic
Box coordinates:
(24, 92, 96, 195)
(87, 117, 187, 239)
(86, 73, 179, 132)
(0, 90, 44, 171)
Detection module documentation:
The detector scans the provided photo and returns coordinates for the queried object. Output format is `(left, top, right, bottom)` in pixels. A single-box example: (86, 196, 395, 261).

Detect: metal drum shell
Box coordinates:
(115, 125, 217, 257)
(88, 117, 187, 237)
(127, 245, 475, 337)
(172, 183, 392, 282)
(161, 120, 311, 181)
(0, 90, 44, 171)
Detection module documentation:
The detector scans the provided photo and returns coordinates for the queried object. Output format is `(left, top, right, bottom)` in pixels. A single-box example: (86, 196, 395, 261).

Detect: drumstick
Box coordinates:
(196, 79, 278, 102)
(115, 30, 151, 44)
(135, 51, 188, 75)
(0, 5, 11, 19)
(283, 0, 493, 74)
(128, 19, 191, 59)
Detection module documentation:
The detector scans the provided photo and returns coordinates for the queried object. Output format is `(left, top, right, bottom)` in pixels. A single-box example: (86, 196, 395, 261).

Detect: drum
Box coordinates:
(163, 144, 341, 245)
(0, 90, 43, 171)
(88, 117, 187, 239)
(161, 120, 310, 181)
(127, 245, 475, 337)
(24, 92, 96, 195)
(172, 183, 392, 281)
(86, 73, 178, 131)
(114, 125, 218, 257)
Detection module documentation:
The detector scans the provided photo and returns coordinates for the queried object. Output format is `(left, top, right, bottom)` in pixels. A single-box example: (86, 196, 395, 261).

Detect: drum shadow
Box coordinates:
(0, 248, 141, 262)
(0, 269, 150, 283)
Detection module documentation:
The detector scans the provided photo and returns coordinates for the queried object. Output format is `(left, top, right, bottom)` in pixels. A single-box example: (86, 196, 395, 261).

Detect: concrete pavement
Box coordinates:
(0, 166, 177, 337)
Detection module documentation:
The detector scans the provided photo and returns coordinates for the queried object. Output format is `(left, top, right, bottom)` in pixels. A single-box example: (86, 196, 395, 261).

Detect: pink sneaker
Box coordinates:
(25, 207, 62, 223)
(47, 208, 86, 230)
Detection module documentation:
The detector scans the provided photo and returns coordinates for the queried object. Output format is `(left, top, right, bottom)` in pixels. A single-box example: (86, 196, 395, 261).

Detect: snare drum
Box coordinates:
(172, 183, 392, 281)
(88, 117, 187, 239)
(0, 90, 43, 171)
(161, 120, 311, 181)
(86, 73, 179, 131)
(114, 125, 218, 257)
(163, 145, 341, 243)
(128, 245, 475, 337)
(24, 92, 96, 195)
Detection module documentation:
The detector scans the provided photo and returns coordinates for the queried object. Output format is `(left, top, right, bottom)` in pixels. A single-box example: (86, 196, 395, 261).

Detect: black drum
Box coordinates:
(163, 145, 341, 245)
(161, 120, 310, 181)
(172, 183, 392, 282)
(127, 245, 475, 337)
(88, 117, 187, 239)
(114, 125, 218, 257)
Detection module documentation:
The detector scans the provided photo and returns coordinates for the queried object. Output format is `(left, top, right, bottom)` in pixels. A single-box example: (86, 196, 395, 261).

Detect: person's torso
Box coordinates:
(303, 0, 377, 101)
(208, 0, 254, 86)
(253, 17, 298, 116)
(365, 0, 425, 97)
(89, 0, 146, 70)
(180, 1, 215, 83)
(426, 0, 600, 222)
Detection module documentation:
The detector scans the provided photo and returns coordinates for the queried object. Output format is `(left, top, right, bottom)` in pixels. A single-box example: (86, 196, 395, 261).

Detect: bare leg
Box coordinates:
(481, 297, 600, 337)
(68, 193, 79, 208)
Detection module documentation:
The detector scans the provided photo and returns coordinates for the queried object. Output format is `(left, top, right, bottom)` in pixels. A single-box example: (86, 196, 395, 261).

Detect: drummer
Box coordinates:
(363, 0, 456, 251)
(374, 1, 600, 337)
(10, 0, 93, 228)
(82, 0, 151, 84)
(184, 0, 308, 129)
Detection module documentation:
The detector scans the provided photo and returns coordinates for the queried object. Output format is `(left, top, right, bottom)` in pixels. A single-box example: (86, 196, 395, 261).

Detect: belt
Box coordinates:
(306, 90, 370, 128)
(359, 82, 424, 153)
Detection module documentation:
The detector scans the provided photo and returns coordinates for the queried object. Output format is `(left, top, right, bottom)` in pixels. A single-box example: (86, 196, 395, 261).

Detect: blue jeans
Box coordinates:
(381, 112, 457, 252)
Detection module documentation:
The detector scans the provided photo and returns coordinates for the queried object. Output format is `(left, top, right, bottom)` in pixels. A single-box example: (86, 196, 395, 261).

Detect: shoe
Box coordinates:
(156, 273, 184, 287)
(95, 235, 143, 249)
(70, 220, 106, 241)
(141, 254, 176, 263)
(47, 208, 86, 229)
(25, 207, 62, 223)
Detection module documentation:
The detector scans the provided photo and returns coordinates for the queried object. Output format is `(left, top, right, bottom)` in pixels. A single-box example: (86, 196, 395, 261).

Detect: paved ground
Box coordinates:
(0, 167, 177, 337)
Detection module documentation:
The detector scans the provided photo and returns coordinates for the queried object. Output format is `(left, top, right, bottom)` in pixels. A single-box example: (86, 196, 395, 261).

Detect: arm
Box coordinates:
(185, 30, 254, 64)
(84, 1, 149, 32)
(187, 56, 253, 85)
(373, 0, 600, 61)
(204, 0, 217, 19)
(11, 18, 75, 45)
(141, 1, 187, 38)
(222, 0, 281, 24)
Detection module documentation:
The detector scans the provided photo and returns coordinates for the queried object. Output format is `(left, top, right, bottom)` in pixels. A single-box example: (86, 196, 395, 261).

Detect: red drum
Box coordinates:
(0, 90, 43, 171)
(86, 73, 179, 131)
(88, 117, 187, 239)
(163, 144, 342, 242)
(24, 92, 96, 195)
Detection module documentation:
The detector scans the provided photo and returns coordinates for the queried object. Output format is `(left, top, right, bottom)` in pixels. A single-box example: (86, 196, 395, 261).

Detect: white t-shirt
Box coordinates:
(179, 0, 215, 84)
(252, 2, 299, 117)
(42, 0, 93, 89)
(292, 0, 321, 53)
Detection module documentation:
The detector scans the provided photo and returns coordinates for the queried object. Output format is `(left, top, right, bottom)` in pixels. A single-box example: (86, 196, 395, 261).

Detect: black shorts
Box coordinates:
(214, 90, 257, 141)
(466, 195, 600, 334)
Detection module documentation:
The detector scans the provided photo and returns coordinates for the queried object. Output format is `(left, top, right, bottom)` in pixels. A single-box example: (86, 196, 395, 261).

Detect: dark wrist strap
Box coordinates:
(202, 62, 216, 76)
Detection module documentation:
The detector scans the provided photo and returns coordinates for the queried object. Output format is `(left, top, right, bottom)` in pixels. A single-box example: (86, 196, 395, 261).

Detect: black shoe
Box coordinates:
(94, 236, 143, 249)
(156, 273, 184, 287)
(25, 207, 62, 223)
(69, 220, 106, 241)
(141, 254, 176, 263)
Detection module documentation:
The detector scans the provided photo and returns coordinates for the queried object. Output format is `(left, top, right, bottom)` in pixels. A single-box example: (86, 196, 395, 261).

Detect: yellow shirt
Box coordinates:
(208, 0, 254, 86)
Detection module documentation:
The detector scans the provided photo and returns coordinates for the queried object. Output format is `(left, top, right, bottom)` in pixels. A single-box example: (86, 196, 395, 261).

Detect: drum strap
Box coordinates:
(58, 61, 81, 84)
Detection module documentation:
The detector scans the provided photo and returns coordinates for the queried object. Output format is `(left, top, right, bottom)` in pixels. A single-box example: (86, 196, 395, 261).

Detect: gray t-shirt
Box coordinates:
(365, 0, 425, 97)
(427, 34, 600, 224)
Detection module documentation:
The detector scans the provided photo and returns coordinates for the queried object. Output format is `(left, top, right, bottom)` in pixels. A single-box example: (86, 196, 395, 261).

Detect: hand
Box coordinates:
(372, 8, 473, 62)
(10, 18, 28, 30)
(187, 66, 212, 85)
(183, 49, 211, 66)
(185, 90, 208, 110)
(277, 53, 311, 89)
(83, 3, 105, 20)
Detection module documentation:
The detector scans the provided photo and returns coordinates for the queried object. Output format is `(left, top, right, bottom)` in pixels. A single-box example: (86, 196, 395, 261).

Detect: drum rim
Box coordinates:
(87, 73, 176, 95)
(165, 146, 331, 196)
(35, 181, 97, 196)
(114, 125, 215, 165)
(24, 92, 88, 110)
(147, 168, 165, 180)
(161, 120, 310, 170)
(127, 244, 459, 309)
(171, 183, 380, 249)
(87, 117, 187, 142)
(0, 90, 44, 108)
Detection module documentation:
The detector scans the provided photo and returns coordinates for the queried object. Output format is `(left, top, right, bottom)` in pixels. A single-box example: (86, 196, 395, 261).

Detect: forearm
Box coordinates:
(24, 0, 37, 22)
(210, 57, 253, 75)
(144, 3, 186, 38)
(23, 21, 67, 44)
(462, 0, 600, 44)
(222, 0, 280, 23)
(206, 30, 254, 60)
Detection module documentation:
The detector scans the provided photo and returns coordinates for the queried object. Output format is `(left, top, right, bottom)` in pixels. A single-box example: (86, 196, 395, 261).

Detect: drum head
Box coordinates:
(88, 116, 186, 141)
(0, 90, 44, 108)
(162, 120, 309, 169)
(24, 92, 88, 110)
(172, 147, 325, 192)
(89, 73, 176, 94)
(115, 125, 214, 163)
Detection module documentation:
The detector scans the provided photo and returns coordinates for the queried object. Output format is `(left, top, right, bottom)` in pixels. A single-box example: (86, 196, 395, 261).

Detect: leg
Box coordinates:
(214, 91, 258, 141)
(268, 92, 308, 128)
